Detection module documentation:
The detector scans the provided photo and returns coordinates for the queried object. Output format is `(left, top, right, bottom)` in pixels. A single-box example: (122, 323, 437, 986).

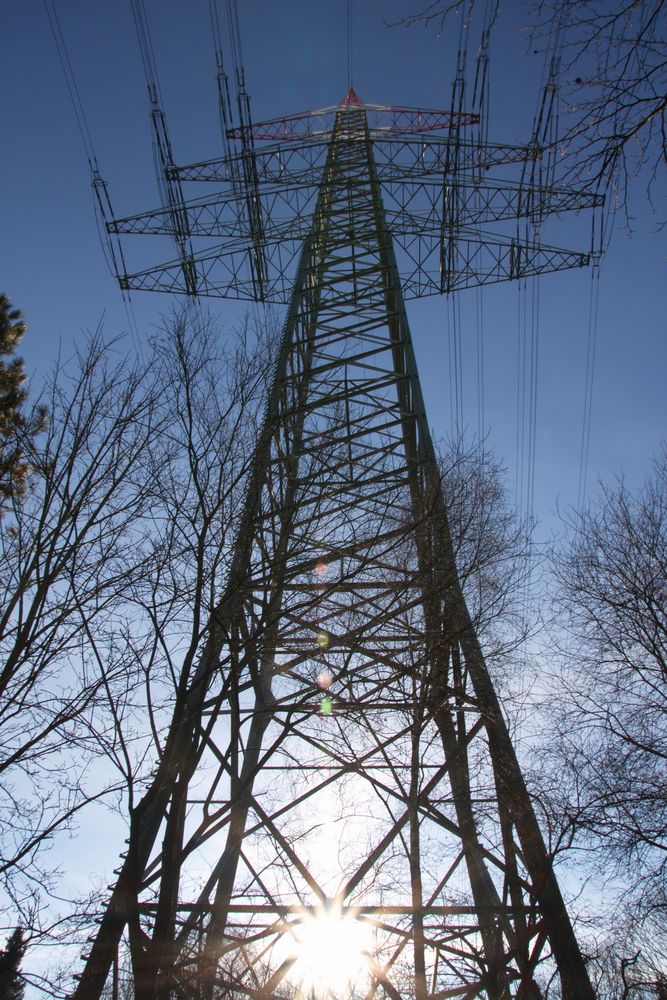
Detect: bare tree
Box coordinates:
(76, 309, 276, 842)
(43, 310, 275, 993)
(437, 439, 535, 661)
(62, 363, 533, 997)
(0, 331, 165, 935)
(583, 925, 667, 999)
(542, 446, 666, 993)
(531, 0, 666, 217)
(389, 0, 667, 217)
(0, 308, 276, 990)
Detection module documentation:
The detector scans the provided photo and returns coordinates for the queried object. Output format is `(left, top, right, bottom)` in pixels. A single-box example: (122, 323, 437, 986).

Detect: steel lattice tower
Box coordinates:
(77, 90, 601, 999)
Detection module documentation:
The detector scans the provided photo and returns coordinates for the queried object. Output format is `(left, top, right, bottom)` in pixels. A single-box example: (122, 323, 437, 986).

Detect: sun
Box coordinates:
(287, 905, 372, 997)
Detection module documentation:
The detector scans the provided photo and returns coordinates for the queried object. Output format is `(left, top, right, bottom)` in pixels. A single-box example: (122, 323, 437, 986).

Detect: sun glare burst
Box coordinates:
(287, 906, 372, 997)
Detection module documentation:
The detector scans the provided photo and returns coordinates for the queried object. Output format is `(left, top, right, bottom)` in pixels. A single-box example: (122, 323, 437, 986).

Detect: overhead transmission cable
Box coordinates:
(577, 262, 600, 510)
(470, 0, 498, 443)
(475, 290, 485, 442)
(515, 277, 527, 520)
(225, 0, 247, 94)
(447, 295, 464, 433)
(210, 0, 267, 330)
(527, 274, 540, 522)
(129, 0, 200, 297)
(129, 0, 170, 204)
(42, 0, 140, 348)
(129, 0, 163, 105)
(208, 0, 237, 167)
(525, 2, 602, 513)
(347, 0, 354, 90)
(216, 0, 253, 139)
(444, 0, 475, 436)
(515, 7, 568, 638)
(575, 186, 605, 509)
(216, 0, 267, 303)
(525, 29, 566, 521)
(43, 0, 97, 171)
(514, 4, 567, 519)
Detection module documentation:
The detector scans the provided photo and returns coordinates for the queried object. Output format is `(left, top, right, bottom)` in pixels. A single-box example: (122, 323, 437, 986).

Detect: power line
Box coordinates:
(527, 273, 540, 524)
(225, 0, 247, 93)
(43, 0, 141, 352)
(208, 0, 237, 156)
(577, 261, 601, 509)
(447, 294, 464, 434)
(43, 0, 98, 170)
(129, 0, 163, 105)
(347, 0, 353, 89)
(515, 277, 526, 519)
(475, 287, 485, 442)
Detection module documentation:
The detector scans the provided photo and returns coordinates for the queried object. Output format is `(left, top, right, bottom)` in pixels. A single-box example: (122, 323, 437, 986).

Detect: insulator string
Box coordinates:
(129, 0, 163, 106)
(208, 0, 238, 161)
(225, 0, 247, 94)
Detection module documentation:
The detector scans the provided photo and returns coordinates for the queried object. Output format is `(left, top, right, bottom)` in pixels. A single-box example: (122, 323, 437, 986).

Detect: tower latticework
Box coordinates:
(77, 91, 600, 999)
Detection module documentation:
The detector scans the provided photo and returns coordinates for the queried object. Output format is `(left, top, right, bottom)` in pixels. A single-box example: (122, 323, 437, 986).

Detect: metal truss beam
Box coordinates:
(99, 95, 602, 305)
(75, 95, 595, 1000)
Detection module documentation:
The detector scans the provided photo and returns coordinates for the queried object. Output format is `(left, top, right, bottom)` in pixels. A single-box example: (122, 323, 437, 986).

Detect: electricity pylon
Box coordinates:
(78, 91, 601, 998)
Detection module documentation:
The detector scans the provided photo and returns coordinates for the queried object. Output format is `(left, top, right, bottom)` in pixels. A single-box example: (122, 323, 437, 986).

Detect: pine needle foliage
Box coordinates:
(0, 927, 26, 1000)
(0, 295, 46, 509)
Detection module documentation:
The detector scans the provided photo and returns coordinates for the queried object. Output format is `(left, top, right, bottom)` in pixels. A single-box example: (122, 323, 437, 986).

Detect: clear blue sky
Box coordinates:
(1, 2, 665, 986)
(2, 0, 665, 529)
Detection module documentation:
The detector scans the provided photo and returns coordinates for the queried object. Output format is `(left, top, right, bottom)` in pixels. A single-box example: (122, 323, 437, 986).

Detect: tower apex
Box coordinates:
(340, 86, 362, 106)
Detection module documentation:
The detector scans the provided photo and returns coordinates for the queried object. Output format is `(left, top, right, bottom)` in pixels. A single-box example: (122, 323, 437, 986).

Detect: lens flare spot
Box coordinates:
(289, 907, 371, 996)
(320, 695, 333, 715)
(317, 669, 333, 690)
(317, 630, 330, 650)
(314, 561, 328, 578)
